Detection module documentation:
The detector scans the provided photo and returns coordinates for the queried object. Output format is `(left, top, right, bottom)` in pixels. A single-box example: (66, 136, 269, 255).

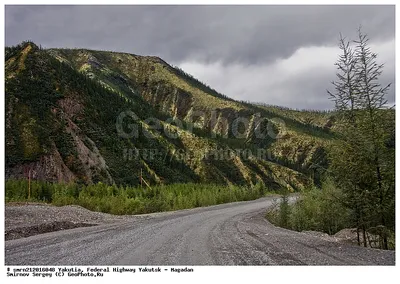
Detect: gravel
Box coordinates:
(5, 198, 395, 265)
(5, 202, 134, 240)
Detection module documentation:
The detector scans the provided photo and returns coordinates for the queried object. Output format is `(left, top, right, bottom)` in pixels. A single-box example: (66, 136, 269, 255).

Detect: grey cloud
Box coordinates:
(5, 5, 395, 109)
(5, 5, 394, 64)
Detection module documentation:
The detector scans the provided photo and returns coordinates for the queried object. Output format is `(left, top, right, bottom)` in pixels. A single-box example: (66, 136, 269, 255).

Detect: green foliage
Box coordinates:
(266, 179, 351, 235)
(45, 46, 338, 187)
(5, 179, 54, 202)
(5, 44, 59, 164)
(5, 180, 272, 215)
(5, 41, 345, 193)
(278, 193, 291, 228)
(244, 102, 336, 140)
(327, 29, 395, 249)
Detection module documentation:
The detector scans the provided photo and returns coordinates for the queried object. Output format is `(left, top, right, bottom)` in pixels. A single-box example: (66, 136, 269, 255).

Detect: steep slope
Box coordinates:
(5, 41, 334, 190)
(49, 47, 334, 183)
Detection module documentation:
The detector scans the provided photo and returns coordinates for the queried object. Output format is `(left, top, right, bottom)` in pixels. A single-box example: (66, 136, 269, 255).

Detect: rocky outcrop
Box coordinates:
(5, 145, 76, 183)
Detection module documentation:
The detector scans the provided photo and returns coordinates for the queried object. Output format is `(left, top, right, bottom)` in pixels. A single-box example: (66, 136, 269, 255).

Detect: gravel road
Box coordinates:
(5, 197, 395, 265)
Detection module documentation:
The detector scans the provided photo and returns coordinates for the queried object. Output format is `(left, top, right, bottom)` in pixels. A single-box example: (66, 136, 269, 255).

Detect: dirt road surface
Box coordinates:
(5, 197, 395, 265)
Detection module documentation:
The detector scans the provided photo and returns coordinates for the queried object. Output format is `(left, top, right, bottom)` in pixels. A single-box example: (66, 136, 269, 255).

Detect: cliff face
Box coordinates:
(5, 42, 335, 190)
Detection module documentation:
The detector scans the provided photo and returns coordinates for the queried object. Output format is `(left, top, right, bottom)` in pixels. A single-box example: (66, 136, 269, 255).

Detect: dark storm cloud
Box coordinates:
(5, 5, 394, 64)
(5, 5, 395, 109)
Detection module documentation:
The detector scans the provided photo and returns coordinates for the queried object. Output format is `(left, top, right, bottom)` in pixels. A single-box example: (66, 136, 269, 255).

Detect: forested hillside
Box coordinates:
(5, 41, 336, 191)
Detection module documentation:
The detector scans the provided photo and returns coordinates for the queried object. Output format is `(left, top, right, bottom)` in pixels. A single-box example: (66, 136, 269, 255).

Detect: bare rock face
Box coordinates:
(5, 135, 113, 185)
(56, 95, 114, 184)
(65, 122, 114, 184)
(5, 145, 76, 183)
(6, 89, 113, 185)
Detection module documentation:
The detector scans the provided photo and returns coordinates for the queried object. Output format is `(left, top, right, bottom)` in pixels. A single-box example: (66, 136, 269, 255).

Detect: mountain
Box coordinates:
(5, 41, 337, 191)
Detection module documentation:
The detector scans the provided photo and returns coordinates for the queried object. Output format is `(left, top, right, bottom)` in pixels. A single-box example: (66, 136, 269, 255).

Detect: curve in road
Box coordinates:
(5, 197, 395, 265)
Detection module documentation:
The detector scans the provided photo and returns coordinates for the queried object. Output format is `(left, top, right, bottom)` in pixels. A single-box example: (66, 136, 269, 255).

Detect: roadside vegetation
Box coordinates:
(266, 29, 395, 251)
(266, 180, 395, 250)
(5, 180, 270, 215)
(266, 179, 351, 234)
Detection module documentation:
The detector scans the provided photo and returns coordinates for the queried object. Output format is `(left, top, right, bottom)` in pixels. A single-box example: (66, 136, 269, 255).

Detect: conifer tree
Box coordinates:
(328, 28, 394, 249)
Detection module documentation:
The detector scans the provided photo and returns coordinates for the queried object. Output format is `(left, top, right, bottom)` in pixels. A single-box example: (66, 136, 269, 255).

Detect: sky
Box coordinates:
(5, 5, 395, 110)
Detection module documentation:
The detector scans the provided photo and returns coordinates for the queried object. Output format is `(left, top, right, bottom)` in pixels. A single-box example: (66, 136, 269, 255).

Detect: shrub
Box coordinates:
(266, 179, 351, 235)
(5, 180, 273, 215)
